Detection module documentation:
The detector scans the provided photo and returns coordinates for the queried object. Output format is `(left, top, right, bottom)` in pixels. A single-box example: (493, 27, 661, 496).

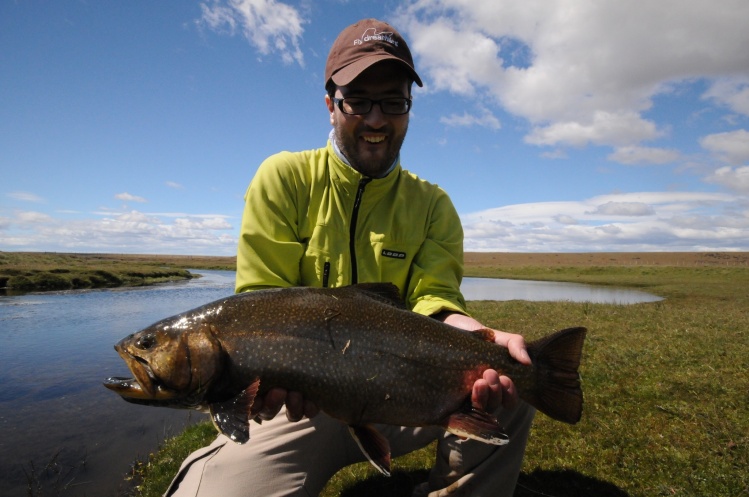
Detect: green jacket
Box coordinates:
(236, 141, 467, 317)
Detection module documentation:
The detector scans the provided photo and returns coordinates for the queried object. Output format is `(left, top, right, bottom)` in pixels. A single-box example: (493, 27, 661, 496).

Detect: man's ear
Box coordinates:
(325, 94, 335, 125)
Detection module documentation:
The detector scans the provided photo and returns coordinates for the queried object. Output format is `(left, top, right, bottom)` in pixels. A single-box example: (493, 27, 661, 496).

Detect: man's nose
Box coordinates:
(362, 103, 388, 128)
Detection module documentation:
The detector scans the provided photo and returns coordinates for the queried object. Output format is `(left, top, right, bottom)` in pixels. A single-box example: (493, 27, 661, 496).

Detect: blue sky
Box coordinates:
(2, 0, 749, 255)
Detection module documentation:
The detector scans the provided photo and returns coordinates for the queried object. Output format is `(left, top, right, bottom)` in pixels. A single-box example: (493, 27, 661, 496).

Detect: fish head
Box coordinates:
(104, 316, 224, 409)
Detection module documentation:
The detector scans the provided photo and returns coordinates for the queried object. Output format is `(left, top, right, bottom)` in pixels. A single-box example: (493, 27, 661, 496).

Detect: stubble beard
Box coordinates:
(334, 122, 408, 178)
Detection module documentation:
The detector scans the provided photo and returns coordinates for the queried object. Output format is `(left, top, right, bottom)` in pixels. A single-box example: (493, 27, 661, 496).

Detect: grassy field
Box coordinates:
(115, 252, 749, 497)
(0, 252, 236, 293)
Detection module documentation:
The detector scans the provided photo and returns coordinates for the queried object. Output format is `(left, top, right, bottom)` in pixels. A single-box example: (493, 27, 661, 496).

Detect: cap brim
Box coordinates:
(331, 55, 423, 87)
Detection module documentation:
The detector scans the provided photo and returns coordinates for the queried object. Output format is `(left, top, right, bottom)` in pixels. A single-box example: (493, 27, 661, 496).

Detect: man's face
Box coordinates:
(326, 61, 411, 178)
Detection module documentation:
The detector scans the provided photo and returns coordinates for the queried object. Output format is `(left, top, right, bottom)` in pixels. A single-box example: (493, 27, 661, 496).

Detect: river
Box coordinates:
(0, 271, 660, 496)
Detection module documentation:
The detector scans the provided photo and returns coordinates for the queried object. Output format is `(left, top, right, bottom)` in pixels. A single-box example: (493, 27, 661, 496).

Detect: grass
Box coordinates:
(0, 252, 236, 293)
(122, 257, 749, 497)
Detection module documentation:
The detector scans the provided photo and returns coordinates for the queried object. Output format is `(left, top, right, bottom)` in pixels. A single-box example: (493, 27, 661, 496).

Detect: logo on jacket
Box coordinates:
(381, 249, 407, 259)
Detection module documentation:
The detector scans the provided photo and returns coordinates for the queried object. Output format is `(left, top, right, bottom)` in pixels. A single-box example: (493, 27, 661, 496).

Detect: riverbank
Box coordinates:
(0, 252, 236, 293)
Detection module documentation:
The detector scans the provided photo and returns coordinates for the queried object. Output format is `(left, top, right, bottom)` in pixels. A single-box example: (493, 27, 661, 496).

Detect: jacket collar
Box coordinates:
(326, 139, 402, 192)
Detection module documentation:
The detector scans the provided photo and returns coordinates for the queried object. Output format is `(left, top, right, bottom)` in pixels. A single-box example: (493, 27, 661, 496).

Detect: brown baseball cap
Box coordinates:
(325, 18, 423, 88)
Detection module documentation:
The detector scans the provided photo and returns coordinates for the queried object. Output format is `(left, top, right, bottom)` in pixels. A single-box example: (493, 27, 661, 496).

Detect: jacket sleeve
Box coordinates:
(235, 153, 306, 293)
(407, 187, 469, 317)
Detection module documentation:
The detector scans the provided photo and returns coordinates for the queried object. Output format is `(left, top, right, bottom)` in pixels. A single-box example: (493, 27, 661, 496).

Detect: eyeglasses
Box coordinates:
(333, 97, 412, 115)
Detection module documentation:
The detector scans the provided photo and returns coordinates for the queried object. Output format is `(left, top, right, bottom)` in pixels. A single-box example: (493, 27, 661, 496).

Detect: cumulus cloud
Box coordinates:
(115, 192, 147, 203)
(461, 191, 746, 252)
(705, 165, 749, 193)
(703, 77, 749, 116)
(0, 209, 236, 255)
(396, 0, 749, 149)
(607, 146, 681, 165)
(700, 129, 749, 164)
(198, 0, 306, 66)
(440, 108, 501, 130)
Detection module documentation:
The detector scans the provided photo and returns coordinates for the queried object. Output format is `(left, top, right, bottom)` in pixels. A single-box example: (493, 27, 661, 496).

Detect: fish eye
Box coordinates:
(135, 333, 156, 350)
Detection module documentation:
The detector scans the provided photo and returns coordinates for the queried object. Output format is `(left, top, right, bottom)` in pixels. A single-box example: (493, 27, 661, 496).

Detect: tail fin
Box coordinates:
(524, 327, 587, 424)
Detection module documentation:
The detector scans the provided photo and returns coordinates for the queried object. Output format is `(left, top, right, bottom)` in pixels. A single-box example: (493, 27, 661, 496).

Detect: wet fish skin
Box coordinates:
(105, 283, 586, 475)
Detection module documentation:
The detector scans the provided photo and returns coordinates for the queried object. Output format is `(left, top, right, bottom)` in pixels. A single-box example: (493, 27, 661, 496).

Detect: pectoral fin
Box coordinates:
(348, 424, 392, 476)
(444, 404, 509, 445)
(209, 378, 260, 444)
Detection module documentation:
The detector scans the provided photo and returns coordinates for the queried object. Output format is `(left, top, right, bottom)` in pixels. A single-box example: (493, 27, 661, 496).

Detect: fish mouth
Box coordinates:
(105, 345, 177, 400)
(102, 376, 177, 400)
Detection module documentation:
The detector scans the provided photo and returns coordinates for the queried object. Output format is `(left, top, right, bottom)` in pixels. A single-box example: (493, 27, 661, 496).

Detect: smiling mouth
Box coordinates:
(363, 136, 386, 144)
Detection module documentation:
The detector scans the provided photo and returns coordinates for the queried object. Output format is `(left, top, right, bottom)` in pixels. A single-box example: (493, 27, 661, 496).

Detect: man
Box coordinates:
(167, 18, 535, 497)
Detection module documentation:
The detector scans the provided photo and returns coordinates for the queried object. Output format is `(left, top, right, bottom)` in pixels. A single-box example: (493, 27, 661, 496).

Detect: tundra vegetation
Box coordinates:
(0, 252, 235, 293)
(4, 251, 746, 496)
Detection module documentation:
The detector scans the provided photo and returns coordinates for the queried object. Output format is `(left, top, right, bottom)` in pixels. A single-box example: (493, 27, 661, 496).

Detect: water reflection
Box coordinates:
(461, 277, 662, 304)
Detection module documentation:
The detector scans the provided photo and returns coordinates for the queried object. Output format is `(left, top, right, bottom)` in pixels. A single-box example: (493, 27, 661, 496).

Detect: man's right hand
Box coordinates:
(252, 388, 320, 422)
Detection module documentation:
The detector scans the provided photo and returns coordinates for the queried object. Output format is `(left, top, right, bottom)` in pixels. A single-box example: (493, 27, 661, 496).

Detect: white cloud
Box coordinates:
(703, 77, 749, 116)
(115, 192, 147, 203)
(166, 181, 184, 189)
(461, 191, 746, 252)
(607, 146, 680, 165)
(588, 202, 656, 217)
(440, 108, 501, 130)
(198, 0, 306, 66)
(0, 209, 236, 255)
(17, 211, 53, 223)
(7, 191, 45, 203)
(525, 111, 661, 148)
(705, 165, 749, 194)
(397, 0, 749, 149)
(700, 129, 749, 164)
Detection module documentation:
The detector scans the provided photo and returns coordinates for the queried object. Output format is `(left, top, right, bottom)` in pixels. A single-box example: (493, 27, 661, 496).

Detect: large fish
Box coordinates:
(104, 283, 586, 475)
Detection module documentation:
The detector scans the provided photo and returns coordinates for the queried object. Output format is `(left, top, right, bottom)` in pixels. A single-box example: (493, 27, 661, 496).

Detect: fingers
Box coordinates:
(253, 388, 319, 422)
(256, 387, 286, 421)
(498, 374, 518, 410)
(472, 369, 500, 412)
(472, 369, 518, 412)
(493, 331, 532, 365)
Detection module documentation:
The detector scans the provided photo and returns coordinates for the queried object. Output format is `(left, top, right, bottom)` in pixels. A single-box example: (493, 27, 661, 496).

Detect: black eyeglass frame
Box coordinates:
(332, 97, 413, 115)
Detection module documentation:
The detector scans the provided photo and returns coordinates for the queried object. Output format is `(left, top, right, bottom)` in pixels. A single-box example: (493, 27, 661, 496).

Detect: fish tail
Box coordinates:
(523, 326, 587, 424)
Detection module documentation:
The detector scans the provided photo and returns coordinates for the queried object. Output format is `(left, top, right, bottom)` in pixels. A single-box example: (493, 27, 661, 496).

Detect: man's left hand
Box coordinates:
(439, 312, 531, 413)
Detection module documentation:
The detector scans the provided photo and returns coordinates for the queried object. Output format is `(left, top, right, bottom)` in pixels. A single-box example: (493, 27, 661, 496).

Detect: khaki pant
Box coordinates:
(165, 403, 535, 497)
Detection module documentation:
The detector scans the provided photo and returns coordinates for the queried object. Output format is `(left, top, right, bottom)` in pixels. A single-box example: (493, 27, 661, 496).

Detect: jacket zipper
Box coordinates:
(322, 261, 330, 287)
(349, 177, 372, 284)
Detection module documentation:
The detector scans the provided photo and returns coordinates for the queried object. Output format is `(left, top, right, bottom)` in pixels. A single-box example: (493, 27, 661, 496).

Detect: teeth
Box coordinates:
(364, 136, 385, 143)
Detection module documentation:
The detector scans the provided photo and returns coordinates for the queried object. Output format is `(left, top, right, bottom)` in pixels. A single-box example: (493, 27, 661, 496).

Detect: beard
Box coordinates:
(333, 120, 409, 178)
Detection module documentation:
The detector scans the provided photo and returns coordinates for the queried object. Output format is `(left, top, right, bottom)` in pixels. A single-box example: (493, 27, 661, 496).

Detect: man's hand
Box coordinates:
(439, 312, 531, 412)
(251, 388, 319, 422)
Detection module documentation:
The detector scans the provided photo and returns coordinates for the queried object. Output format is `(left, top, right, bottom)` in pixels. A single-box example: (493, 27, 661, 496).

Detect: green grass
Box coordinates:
(125, 263, 749, 496)
(0, 252, 199, 293)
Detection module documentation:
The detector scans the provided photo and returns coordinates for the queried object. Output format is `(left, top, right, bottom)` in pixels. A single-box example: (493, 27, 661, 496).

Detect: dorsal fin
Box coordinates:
(352, 283, 407, 309)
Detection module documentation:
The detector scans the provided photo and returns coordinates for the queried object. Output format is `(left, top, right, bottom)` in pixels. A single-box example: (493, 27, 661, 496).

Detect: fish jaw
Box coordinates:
(103, 376, 177, 401)
(105, 319, 225, 407)
(112, 342, 159, 397)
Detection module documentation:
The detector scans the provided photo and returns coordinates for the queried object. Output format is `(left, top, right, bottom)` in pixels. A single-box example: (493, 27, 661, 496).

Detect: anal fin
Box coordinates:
(444, 404, 509, 445)
(209, 378, 260, 444)
(349, 424, 392, 476)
